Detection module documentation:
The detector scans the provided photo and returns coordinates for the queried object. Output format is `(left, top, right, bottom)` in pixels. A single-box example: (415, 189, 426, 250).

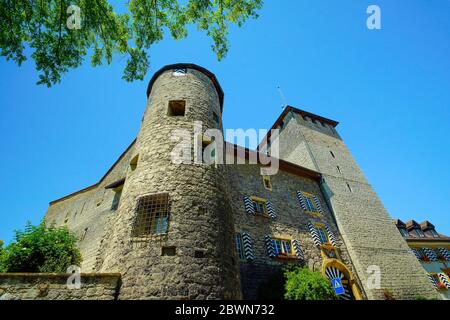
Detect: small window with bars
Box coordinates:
(132, 193, 170, 237)
(316, 225, 330, 245)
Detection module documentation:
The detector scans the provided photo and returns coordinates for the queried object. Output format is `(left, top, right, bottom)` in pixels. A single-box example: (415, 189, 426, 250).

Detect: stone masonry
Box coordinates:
(39, 64, 439, 300)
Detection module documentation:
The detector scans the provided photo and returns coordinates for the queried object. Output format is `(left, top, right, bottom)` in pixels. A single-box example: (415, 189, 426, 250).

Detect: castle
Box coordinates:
(44, 63, 439, 300)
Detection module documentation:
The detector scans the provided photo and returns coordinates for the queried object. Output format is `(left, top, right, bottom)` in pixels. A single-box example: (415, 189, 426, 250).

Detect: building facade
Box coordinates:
(395, 219, 450, 299)
(43, 63, 439, 300)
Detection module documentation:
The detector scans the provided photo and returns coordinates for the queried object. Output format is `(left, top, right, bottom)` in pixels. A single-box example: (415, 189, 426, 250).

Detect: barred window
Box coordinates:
(303, 194, 317, 212)
(132, 193, 170, 237)
(316, 225, 329, 244)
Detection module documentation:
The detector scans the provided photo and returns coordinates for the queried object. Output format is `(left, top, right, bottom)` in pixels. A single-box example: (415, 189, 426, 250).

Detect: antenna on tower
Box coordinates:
(277, 86, 287, 109)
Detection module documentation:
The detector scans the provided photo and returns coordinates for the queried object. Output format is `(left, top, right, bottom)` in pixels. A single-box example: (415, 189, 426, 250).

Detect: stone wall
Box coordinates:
(0, 273, 121, 300)
(44, 141, 136, 272)
(227, 163, 364, 299)
(274, 111, 440, 300)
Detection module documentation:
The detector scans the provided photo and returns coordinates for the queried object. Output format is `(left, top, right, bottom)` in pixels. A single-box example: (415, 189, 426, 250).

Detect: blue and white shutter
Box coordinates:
(296, 191, 308, 211)
(325, 225, 337, 246)
(241, 232, 255, 262)
(308, 222, 321, 247)
(265, 235, 276, 258)
(266, 201, 277, 219)
(411, 248, 422, 260)
(438, 273, 450, 289)
(438, 248, 450, 260)
(292, 240, 305, 262)
(428, 274, 438, 289)
(423, 248, 438, 261)
(243, 196, 255, 215)
(312, 195, 324, 214)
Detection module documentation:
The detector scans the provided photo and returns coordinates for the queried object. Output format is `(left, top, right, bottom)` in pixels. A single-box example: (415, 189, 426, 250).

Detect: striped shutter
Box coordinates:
(265, 235, 276, 258)
(243, 196, 255, 215)
(325, 225, 337, 246)
(292, 239, 305, 262)
(241, 233, 255, 262)
(313, 195, 324, 214)
(296, 191, 308, 211)
(266, 201, 277, 219)
(428, 274, 438, 289)
(423, 248, 438, 261)
(438, 247, 450, 260)
(411, 248, 422, 260)
(308, 222, 321, 247)
(438, 273, 450, 289)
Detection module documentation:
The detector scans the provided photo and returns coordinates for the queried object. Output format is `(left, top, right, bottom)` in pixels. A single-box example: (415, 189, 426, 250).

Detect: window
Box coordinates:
(262, 175, 272, 191)
(130, 154, 139, 171)
(251, 197, 268, 215)
(132, 193, 170, 237)
(415, 229, 425, 238)
(202, 136, 216, 164)
(430, 273, 448, 290)
(111, 187, 122, 211)
(336, 166, 341, 174)
(346, 182, 352, 193)
(399, 228, 409, 237)
(235, 234, 245, 260)
(173, 68, 187, 76)
(162, 246, 176, 256)
(272, 238, 293, 256)
(303, 193, 317, 213)
(316, 225, 330, 245)
(431, 230, 439, 238)
(168, 100, 186, 116)
(330, 150, 335, 158)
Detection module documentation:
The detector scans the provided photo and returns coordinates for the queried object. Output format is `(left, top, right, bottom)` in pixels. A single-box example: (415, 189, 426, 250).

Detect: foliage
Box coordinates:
(0, 0, 263, 86)
(0, 222, 82, 273)
(284, 266, 337, 300)
(0, 240, 5, 272)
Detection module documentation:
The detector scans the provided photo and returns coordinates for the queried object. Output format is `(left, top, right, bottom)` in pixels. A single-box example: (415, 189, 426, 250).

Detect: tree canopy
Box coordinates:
(0, 0, 263, 87)
(0, 222, 82, 273)
(284, 267, 337, 300)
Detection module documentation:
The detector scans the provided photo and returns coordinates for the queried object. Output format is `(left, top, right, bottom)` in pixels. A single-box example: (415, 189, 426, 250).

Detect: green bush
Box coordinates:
(0, 222, 82, 273)
(0, 240, 6, 272)
(284, 267, 337, 300)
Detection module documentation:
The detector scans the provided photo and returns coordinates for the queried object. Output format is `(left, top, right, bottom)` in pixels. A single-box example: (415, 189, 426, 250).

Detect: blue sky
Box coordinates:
(0, 0, 449, 244)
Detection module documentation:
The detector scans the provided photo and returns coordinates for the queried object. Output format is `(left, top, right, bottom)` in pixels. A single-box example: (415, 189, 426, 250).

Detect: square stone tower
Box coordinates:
(263, 106, 438, 300)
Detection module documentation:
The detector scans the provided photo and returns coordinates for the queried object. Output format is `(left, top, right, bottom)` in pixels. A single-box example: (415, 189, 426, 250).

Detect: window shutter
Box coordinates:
(265, 235, 276, 258)
(292, 239, 305, 262)
(266, 201, 277, 219)
(438, 273, 450, 289)
(438, 247, 450, 260)
(241, 232, 255, 262)
(423, 248, 438, 261)
(243, 196, 255, 215)
(296, 191, 308, 211)
(325, 225, 337, 246)
(308, 222, 321, 247)
(313, 195, 324, 214)
(411, 248, 422, 260)
(428, 274, 438, 289)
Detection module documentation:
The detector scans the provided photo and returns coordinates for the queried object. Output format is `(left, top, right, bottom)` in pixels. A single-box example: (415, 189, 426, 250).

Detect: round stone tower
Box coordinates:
(100, 64, 241, 299)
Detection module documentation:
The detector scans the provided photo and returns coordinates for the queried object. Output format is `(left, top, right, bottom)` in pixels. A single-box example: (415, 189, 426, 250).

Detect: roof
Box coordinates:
(146, 63, 225, 112)
(258, 106, 339, 150)
(49, 139, 136, 205)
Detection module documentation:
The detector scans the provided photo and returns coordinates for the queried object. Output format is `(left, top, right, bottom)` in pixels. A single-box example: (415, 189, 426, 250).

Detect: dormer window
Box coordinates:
(430, 229, 439, 238)
(415, 229, 425, 238)
(399, 228, 409, 237)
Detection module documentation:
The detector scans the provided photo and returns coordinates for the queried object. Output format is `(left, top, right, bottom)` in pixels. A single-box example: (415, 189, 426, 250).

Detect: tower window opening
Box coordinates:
(262, 175, 272, 191)
(235, 233, 245, 260)
(130, 154, 139, 171)
(202, 136, 216, 163)
(132, 193, 170, 237)
(172, 68, 187, 76)
(111, 187, 123, 211)
(330, 150, 335, 158)
(336, 166, 341, 174)
(168, 100, 186, 117)
(162, 246, 176, 256)
(346, 183, 352, 193)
